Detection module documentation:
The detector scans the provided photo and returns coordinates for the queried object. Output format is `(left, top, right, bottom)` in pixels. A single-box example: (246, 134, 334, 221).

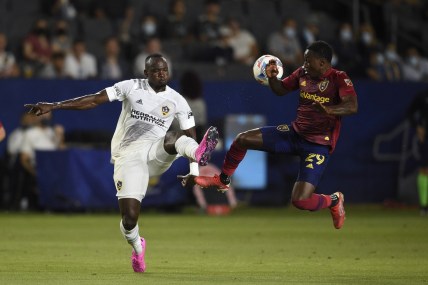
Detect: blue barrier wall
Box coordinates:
(1, 79, 428, 205)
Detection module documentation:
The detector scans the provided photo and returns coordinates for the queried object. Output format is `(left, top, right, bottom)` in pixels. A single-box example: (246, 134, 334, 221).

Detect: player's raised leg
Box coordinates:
(195, 129, 263, 191)
(172, 126, 219, 166)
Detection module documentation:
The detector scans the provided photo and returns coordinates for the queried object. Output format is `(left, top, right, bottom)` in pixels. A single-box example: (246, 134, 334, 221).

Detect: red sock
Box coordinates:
(222, 140, 247, 176)
(292, 194, 332, 211)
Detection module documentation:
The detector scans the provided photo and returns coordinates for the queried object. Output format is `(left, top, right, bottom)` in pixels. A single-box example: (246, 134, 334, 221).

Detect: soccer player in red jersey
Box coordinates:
(194, 41, 358, 229)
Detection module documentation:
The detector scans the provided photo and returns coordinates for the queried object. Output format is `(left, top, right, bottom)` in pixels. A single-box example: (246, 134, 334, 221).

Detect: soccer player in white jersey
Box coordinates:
(24, 54, 219, 273)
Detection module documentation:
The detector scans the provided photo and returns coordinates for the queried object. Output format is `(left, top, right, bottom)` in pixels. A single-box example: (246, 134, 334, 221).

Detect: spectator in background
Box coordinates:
(357, 23, 382, 66)
(0, 32, 20, 78)
(161, 0, 192, 42)
(92, 0, 131, 26)
(193, 0, 223, 43)
(64, 39, 97, 79)
(99, 37, 130, 80)
(7, 113, 37, 168)
(6, 113, 38, 210)
(402, 47, 428, 82)
(51, 20, 73, 53)
(117, 5, 136, 62)
(211, 26, 234, 65)
(267, 18, 303, 73)
(332, 22, 361, 77)
(20, 112, 65, 210)
(192, 163, 238, 214)
(39, 51, 68, 79)
(179, 70, 207, 139)
(138, 15, 161, 45)
(407, 90, 428, 215)
(224, 17, 259, 66)
(0, 121, 5, 142)
(134, 37, 172, 78)
(366, 50, 389, 81)
(298, 19, 319, 49)
(22, 19, 52, 77)
(43, 0, 77, 20)
(383, 42, 402, 81)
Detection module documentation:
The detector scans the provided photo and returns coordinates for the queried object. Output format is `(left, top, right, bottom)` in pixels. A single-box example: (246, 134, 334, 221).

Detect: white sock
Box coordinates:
(175, 135, 198, 160)
(120, 220, 143, 254)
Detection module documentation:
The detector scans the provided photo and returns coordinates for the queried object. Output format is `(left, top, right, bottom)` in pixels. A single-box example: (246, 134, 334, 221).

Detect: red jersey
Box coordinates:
(281, 67, 357, 152)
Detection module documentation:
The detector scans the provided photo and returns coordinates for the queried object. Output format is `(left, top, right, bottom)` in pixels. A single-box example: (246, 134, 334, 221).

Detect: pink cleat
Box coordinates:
(131, 238, 146, 273)
(195, 174, 230, 192)
(195, 126, 219, 166)
(329, 192, 345, 229)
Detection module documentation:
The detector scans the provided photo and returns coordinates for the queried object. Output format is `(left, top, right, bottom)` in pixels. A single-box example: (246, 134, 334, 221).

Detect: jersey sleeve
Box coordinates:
(175, 95, 196, 130)
(281, 67, 303, 91)
(105, 79, 135, 102)
(336, 71, 357, 98)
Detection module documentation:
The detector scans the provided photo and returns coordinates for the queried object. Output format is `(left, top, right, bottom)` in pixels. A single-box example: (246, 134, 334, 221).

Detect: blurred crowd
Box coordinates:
(0, 0, 428, 82)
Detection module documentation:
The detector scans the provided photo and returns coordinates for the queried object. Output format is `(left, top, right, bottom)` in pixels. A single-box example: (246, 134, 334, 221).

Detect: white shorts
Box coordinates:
(113, 138, 178, 202)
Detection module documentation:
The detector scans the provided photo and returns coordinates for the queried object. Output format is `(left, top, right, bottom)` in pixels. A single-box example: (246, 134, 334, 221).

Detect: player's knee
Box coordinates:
(165, 131, 182, 145)
(234, 132, 249, 148)
(164, 131, 184, 154)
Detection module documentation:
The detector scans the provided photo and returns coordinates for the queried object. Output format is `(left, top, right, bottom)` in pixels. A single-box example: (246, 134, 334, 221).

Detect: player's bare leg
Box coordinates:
(195, 129, 263, 191)
(119, 198, 146, 272)
(291, 181, 345, 229)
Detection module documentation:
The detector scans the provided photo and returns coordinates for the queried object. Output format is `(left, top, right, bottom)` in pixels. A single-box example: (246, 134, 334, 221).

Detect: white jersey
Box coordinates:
(106, 78, 195, 161)
(20, 127, 59, 166)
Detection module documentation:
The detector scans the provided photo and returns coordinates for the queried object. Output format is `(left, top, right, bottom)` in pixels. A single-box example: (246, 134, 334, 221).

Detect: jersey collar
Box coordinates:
(146, 79, 169, 95)
(321, 67, 333, 79)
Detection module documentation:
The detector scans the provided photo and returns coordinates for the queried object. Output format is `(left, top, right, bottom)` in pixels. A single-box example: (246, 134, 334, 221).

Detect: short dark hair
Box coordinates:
(307, 40, 333, 62)
(145, 53, 165, 65)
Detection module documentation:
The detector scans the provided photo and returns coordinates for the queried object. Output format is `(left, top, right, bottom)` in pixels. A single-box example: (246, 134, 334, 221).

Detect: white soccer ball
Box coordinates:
(253, 55, 283, 86)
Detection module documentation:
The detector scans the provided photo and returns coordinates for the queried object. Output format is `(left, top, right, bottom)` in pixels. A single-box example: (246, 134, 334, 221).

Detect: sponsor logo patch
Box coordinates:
(131, 108, 166, 127)
(162, 106, 170, 115)
(318, 79, 329, 92)
(300, 91, 330, 103)
(116, 181, 122, 191)
(344, 79, 353, 86)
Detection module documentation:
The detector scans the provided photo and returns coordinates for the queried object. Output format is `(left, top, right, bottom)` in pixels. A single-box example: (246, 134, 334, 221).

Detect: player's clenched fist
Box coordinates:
(266, 59, 279, 79)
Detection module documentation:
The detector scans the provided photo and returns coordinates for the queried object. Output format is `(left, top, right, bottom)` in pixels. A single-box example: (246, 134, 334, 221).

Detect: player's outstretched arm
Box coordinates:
(312, 94, 358, 116)
(266, 60, 289, 96)
(25, 90, 110, 116)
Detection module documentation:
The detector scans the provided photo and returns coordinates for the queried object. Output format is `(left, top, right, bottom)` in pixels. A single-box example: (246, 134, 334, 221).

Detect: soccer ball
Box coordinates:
(252, 55, 283, 86)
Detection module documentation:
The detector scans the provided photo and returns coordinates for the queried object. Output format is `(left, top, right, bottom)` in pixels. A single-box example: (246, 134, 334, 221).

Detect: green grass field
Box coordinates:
(1, 205, 427, 285)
